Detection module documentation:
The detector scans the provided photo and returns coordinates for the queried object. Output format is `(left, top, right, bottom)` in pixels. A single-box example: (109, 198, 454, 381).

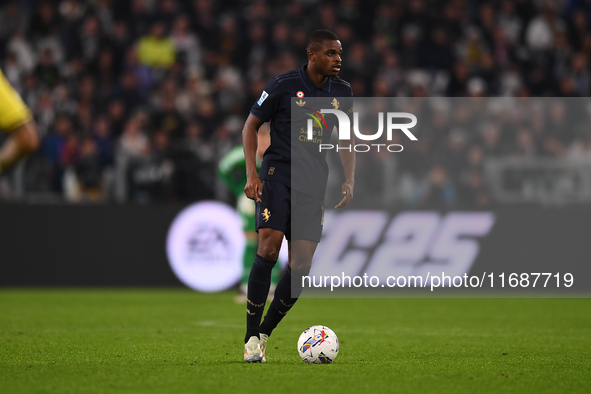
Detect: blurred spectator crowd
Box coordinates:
(1, 0, 591, 206)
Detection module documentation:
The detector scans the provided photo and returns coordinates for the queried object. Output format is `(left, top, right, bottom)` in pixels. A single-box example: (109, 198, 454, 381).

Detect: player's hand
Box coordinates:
(335, 181, 354, 209)
(244, 177, 263, 203)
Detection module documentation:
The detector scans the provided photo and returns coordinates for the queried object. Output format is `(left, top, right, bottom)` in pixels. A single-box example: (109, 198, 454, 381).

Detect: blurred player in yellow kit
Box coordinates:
(0, 69, 39, 174)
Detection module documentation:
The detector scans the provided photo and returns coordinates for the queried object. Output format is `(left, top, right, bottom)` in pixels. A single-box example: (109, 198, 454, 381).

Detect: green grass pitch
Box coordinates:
(1, 289, 590, 394)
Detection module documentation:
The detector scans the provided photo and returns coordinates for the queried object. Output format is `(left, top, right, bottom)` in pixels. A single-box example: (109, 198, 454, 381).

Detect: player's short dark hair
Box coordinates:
(306, 30, 340, 52)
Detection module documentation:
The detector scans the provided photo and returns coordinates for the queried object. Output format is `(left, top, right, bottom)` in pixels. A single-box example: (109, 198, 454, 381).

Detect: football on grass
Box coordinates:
(297, 325, 339, 364)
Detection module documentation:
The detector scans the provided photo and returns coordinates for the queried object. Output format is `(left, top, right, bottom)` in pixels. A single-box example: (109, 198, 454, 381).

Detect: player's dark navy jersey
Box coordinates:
(250, 65, 353, 199)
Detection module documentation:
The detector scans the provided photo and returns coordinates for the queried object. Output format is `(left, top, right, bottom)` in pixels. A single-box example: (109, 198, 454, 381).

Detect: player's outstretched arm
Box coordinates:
(335, 136, 355, 209)
(242, 113, 264, 202)
(0, 121, 40, 174)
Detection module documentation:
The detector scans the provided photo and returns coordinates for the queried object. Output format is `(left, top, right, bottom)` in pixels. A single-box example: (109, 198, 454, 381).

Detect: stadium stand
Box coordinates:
(1, 0, 591, 205)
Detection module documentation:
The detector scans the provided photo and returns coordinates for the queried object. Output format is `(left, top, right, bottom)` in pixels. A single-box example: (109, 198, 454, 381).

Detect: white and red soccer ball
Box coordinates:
(297, 325, 339, 364)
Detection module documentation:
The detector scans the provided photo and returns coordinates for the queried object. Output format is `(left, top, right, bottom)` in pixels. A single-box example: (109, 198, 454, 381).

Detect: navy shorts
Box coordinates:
(255, 180, 324, 242)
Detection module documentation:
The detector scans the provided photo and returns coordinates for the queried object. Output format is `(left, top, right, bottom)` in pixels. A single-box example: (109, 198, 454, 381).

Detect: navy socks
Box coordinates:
(245, 254, 276, 343)
(259, 266, 303, 337)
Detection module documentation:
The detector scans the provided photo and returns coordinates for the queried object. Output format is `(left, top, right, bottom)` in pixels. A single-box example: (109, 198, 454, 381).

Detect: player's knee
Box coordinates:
(290, 258, 312, 275)
(257, 242, 280, 261)
(257, 229, 284, 261)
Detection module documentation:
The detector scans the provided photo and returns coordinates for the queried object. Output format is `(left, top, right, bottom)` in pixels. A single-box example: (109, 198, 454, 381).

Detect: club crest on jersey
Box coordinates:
(296, 91, 305, 98)
(257, 91, 269, 106)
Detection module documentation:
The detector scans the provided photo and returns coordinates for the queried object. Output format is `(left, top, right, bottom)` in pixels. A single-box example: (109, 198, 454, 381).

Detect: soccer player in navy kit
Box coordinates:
(241, 30, 355, 362)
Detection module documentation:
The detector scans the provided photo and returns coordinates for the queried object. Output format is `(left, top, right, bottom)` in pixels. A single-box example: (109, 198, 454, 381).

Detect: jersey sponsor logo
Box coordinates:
(304, 108, 328, 133)
(301, 107, 329, 143)
(311, 210, 495, 283)
(257, 90, 269, 106)
(296, 91, 305, 98)
(296, 99, 306, 107)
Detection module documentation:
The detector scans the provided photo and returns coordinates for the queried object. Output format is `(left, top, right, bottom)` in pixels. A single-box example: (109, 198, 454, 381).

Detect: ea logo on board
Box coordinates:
(166, 201, 245, 292)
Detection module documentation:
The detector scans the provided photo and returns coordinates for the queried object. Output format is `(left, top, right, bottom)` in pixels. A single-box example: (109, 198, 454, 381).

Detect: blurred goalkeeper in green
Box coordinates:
(218, 128, 281, 302)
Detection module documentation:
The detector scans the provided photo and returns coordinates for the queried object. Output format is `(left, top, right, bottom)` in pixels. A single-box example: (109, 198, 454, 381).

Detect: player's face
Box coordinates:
(314, 40, 343, 77)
